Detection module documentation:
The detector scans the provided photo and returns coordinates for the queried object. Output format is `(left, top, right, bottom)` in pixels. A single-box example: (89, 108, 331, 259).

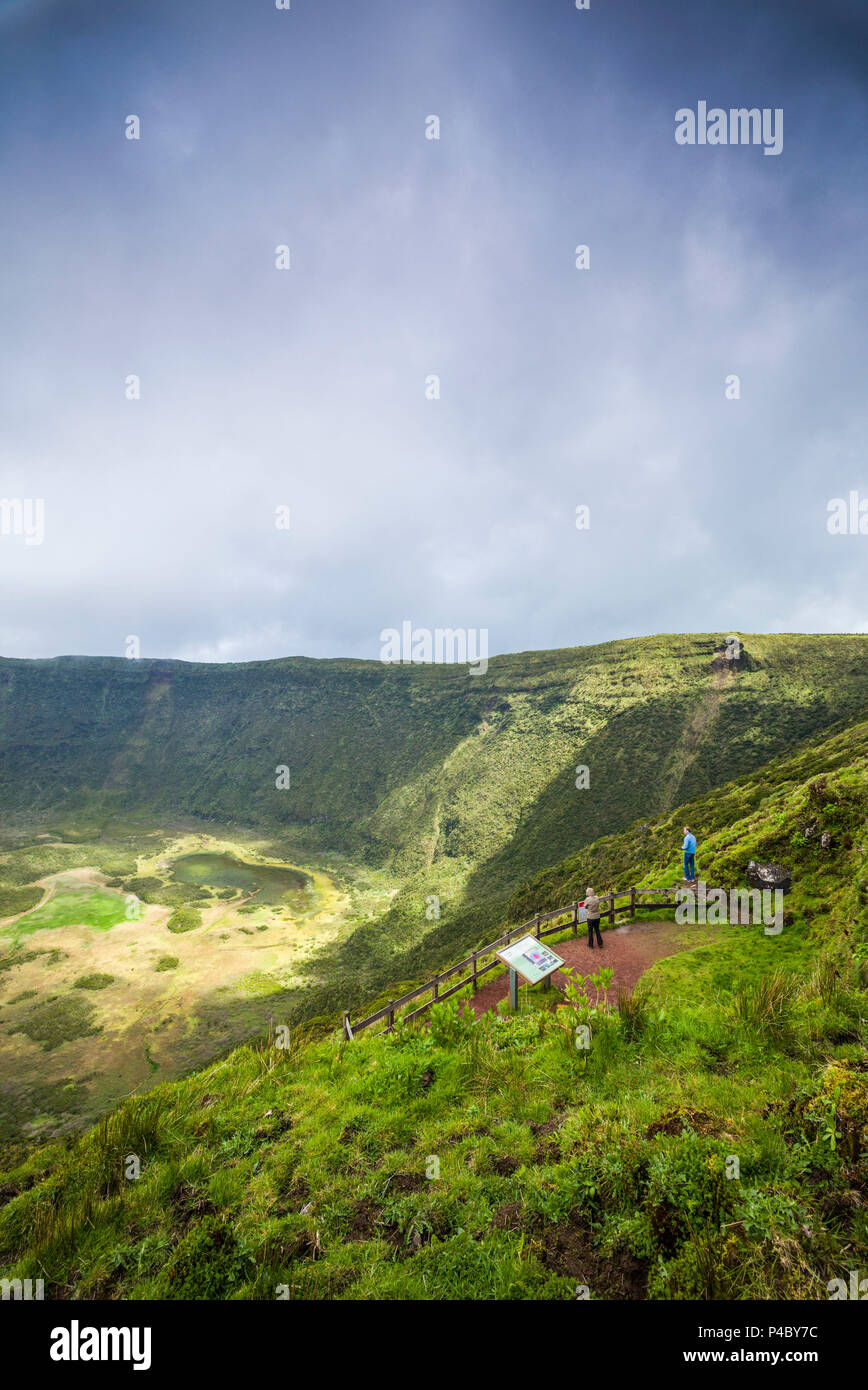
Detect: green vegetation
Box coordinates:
(73, 973, 115, 991)
(0, 1079, 90, 1146)
(0, 688, 866, 1298)
(306, 710, 868, 1029)
(166, 906, 203, 935)
(0, 885, 42, 918)
(3, 634, 868, 1023)
(2, 889, 128, 941)
(154, 957, 179, 972)
(123, 877, 164, 901)
(3, 635, 868, 936)
(0, 963, 862, 1298)
(0, 946, 65, 976)
(8, 995, 102, 1052)
(0, 825, 357, 1141)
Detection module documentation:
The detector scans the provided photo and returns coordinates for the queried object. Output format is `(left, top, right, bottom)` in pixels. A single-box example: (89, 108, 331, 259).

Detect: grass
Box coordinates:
(1, 695, 868, 1301)
(4, 633, 868, 1038)
(0, 961, 863, 1300)
(1, 636, 867, 1296)
(0, 714, 866, 1297)
(4, 633, 868, 960)
(2, 889, 129, 941)
(8, 995, 102, 1052)
(0, 885, 42, 918)
(728, 969, 798, 1047)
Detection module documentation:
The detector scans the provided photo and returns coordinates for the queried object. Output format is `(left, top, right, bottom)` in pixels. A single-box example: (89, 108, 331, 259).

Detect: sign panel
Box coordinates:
(497, 934, 565, 985)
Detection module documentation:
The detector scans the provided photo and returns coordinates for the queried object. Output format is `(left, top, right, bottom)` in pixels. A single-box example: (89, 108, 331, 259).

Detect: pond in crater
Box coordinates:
(171, 852, 313, 906)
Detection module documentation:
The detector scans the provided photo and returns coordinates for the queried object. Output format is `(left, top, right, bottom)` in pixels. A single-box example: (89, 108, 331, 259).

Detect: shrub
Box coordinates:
(428, 997, 475, 1047)
(803, 1060, 868, 1163)
(646, 1134, 731, 1243)
(650, 1228, 729, 1299)
(155, 1217, 254, 1299)
(167, 906, 202, 934)
(0, 885, 42, 917)
(123, 877, 163, 902)
(10, 996, 101, 1051)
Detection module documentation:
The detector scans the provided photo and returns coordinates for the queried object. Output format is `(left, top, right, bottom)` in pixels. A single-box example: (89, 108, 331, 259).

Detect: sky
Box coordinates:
(1, 0, 867, 664)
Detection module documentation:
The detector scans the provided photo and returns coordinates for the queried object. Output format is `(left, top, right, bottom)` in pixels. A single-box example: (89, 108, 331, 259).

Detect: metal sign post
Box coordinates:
(497, 934, 566, 1010)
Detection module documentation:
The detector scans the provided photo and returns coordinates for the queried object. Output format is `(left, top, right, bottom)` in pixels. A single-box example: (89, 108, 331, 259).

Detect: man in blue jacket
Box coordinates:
(683, 826, 697, 882)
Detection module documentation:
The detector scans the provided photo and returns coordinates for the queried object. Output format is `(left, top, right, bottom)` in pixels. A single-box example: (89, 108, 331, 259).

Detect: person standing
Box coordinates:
(584, 887, 603, 949)
(683, 826, 697, 882)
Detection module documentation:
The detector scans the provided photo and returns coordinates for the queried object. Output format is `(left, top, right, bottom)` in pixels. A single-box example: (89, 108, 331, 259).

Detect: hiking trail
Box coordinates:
(466, 918, 710, 1017)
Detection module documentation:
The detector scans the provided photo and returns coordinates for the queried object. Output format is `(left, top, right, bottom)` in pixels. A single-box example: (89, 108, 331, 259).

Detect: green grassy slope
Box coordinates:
(507, 715, 868, 925)
(3, 634, 868, 985)
(325, 710, 868, 1018)
(0, 714, 865, 1300)
(2, 634, 867, 873)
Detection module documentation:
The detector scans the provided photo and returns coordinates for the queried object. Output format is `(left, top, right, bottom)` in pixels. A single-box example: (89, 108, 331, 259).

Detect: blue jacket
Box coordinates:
(683, 833, 697, 854)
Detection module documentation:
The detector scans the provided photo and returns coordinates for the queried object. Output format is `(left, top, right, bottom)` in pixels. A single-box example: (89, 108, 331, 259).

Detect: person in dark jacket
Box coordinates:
(584, 887, 603, 949)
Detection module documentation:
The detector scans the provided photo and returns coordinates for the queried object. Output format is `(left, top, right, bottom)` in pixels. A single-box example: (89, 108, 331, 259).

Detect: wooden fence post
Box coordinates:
(342, 1011, 353, 1042)
(571, 901, 578, 936)
(629, 887, 636, 920)
(471, 952, 478, 992)
(386, 1001, 394, 1032)
(534, 913, 541, 939)
(608, 892, 615, 925)
(432, 974, 439, 1003)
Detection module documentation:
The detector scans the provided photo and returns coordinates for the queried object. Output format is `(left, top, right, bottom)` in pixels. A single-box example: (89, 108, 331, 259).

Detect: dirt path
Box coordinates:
(466, 919, 708, 1016)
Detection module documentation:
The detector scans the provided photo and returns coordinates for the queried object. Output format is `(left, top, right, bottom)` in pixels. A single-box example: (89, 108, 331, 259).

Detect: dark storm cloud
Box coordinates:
(1, 0, 866, 661)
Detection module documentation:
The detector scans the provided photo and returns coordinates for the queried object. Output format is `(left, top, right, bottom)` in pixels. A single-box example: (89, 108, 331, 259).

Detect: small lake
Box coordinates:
(171, 852, 312, 906)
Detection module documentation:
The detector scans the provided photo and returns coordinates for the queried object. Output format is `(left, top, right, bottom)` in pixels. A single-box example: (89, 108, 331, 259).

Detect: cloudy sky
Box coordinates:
(1, 0, 867, 663)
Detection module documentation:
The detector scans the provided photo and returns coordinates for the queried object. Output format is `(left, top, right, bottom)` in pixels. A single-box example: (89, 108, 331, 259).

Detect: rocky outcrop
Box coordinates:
(746, 860, 792, 894)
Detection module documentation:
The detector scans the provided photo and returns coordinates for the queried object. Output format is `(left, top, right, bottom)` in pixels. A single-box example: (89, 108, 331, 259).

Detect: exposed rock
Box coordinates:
(746, 860, 792, 894)
(821, 831, 833, 850)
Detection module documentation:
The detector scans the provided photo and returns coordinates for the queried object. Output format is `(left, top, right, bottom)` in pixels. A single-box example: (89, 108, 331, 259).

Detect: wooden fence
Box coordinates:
(341, 885, 693, 1042)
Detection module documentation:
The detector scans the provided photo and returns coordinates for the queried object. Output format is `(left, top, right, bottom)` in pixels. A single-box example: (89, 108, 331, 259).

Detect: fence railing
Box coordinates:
(341, 884, 691, 1041)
